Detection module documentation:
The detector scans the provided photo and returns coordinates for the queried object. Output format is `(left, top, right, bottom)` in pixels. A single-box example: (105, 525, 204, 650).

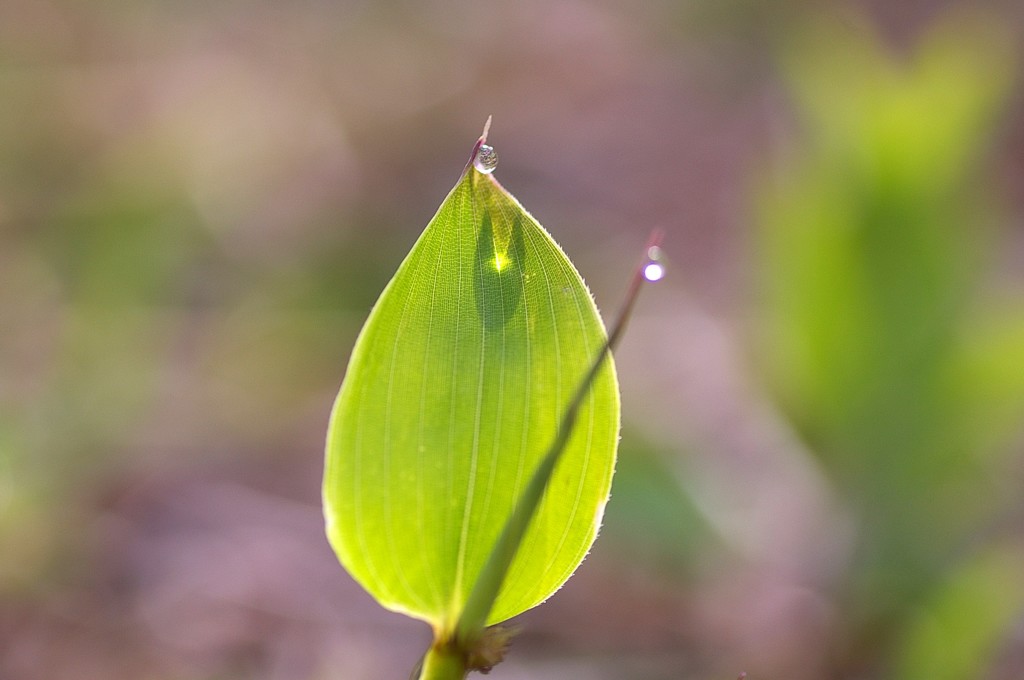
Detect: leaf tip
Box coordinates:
(468, 117, 499, 175)
(466, 116, 496, 175)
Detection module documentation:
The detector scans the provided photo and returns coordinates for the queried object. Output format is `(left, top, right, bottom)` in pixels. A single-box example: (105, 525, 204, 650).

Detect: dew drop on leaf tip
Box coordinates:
(643, 245, 665, 282)
(474, 144, 499, 174)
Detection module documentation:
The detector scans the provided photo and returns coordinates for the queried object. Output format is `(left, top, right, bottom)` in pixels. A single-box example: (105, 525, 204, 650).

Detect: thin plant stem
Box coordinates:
(417, 231, 664, 679)
(418, 643, 466, 680)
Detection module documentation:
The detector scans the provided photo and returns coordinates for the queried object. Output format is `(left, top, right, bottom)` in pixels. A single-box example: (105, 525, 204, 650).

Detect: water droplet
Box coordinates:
(643, 262, 665, 281)
(474, 144, 498, 174)
(642, 245, 665, 282)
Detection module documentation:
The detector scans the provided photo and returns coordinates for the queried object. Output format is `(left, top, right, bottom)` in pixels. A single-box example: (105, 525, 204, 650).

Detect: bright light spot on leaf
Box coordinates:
(494, 253, 510, 272)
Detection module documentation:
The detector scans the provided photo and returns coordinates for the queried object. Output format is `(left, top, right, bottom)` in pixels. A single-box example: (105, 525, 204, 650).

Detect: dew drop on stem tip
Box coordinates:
(643, 245, 665, 282)
(474, 144, 499, 174)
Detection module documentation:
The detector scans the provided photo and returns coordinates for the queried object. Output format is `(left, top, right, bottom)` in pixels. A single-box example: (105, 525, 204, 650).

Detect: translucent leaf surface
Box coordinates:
(324, 137, 619, 631)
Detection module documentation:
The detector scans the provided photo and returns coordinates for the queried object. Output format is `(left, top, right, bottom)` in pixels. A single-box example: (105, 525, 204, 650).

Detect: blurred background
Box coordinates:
(2, 0, 1024, 678)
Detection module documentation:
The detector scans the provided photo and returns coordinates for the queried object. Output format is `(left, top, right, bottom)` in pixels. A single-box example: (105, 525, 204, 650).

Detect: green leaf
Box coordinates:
(894, 545, 1024, 680)
(323, 133, 619, 633)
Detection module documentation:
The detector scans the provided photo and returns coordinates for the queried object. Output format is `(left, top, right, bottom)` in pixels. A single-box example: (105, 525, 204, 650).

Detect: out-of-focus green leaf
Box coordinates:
(894, 545, 1024, 680)
(756, 12, 1018, 623)
(602, 432, 711, 570)
(323, 136, 619, 632)
(951, 301, 1024, 451)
